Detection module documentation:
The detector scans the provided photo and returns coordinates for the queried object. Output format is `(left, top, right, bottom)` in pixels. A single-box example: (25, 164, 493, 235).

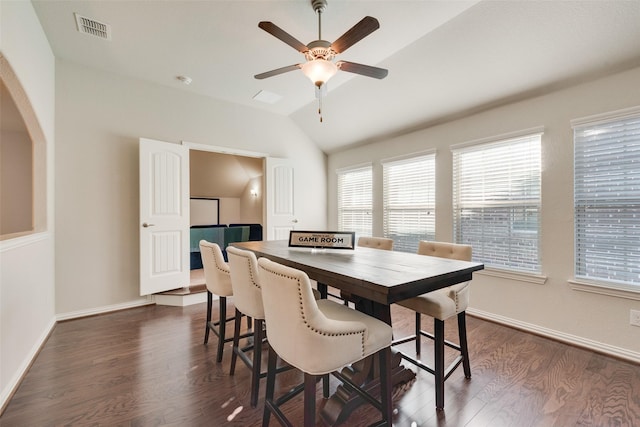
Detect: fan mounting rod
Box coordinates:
(312, 0, 327, 40)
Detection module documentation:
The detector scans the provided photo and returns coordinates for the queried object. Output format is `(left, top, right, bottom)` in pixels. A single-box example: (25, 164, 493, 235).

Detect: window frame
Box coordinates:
(451, 127, 543, 274)
(571, 106, 640, 298)
(381, 151, 436, 253)
(336, 163, 373, 238)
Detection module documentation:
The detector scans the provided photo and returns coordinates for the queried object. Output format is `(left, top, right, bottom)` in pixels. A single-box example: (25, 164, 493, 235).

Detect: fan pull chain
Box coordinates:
(318, 96, 323, 123)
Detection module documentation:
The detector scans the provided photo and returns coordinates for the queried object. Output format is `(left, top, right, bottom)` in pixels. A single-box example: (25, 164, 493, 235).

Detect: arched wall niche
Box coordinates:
(0, 54, 47, 239)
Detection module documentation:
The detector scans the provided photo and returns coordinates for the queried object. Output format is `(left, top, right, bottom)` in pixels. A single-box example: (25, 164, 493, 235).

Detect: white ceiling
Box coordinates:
(32, 0, 640, 153)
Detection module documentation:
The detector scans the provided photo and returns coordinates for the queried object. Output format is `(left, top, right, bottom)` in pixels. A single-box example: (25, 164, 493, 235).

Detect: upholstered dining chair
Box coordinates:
(257, 257, 394, 427)
(394, 240, 473, 410)
(357, 236, 394, 251)
(199, 240, 249, 363)
(226, 246, 275, 408)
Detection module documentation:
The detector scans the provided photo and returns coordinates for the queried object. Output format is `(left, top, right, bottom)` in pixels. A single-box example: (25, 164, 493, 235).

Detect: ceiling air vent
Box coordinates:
(74, 13, 112, 40)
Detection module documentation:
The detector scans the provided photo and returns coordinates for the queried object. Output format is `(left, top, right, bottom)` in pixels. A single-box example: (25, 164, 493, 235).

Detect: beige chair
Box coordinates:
(357, 236, 394, 251)
(394, 240, 472, 410)
(226, 246, 275, 408)
(200, 240, 249, 363)
(257, 257, 394, 427)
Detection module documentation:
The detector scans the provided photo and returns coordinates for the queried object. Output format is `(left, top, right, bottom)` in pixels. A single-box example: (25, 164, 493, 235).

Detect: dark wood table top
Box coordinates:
(232, 240, 484, 306)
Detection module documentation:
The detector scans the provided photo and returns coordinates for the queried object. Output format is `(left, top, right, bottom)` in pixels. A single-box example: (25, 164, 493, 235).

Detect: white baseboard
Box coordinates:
(1, 317, 56, 415)
(153, 292, 208, 307)
(467, 308, 640, 364)
(55, 298, 154, 321)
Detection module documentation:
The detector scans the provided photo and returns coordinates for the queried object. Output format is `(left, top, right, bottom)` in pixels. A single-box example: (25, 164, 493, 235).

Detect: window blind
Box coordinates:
(337, 165, 372, 237)
(383, 154, 435, 253)
(452, 133, 542, 272)
(574, 114, 640, 287)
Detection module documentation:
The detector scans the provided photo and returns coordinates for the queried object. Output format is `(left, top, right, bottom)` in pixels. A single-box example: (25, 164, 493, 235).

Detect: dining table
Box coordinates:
(231, 239, 484, 425)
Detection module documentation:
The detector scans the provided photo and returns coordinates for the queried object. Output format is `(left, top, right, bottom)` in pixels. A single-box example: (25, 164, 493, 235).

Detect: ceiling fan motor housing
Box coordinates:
(305, 40, 335, 61)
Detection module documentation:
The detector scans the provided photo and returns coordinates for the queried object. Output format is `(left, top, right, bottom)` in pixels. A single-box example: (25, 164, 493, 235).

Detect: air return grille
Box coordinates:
(74, 13, 112, 40)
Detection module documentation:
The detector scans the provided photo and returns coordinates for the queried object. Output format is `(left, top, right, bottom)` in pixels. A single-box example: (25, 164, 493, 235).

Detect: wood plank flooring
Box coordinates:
(2, 300, 639, 426)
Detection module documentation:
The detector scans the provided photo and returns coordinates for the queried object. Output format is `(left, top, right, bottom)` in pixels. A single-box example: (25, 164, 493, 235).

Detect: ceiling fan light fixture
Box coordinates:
(301, 59, 337, 87)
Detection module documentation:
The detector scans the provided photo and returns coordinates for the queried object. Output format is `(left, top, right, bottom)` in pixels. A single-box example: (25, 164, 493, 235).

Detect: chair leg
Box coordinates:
(204, 291, 212, 344)
(229, 308, 243, 375)
(216, 296, 227, 363)
(322, 374, 330, 398)
(379, 346, 393, 424)
(262, 345, 278, 427)
(415, 311, 421, 355)
(458, 311, 471, 378)
(303, 373, 316, 427)
(434, 318, 445, 410)
(250, 319, 264, 408)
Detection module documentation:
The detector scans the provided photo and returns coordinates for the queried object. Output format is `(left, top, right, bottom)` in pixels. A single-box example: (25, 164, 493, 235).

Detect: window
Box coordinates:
(337, 164, 372, 237)
(452, 130, 542, 273)
(573, 109, 640, 288)
(382, 153, 435, 253)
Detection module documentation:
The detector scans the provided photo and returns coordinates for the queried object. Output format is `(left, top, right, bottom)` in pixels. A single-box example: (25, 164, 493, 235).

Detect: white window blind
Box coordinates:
(383, 153, 435, 253)
(337, 165, 372, 237)
(452, 133, 542, 272)
(574, 113, 640, 287)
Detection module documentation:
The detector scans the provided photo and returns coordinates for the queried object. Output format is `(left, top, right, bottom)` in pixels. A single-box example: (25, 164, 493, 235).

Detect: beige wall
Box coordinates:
(328, 67, 640, 360)
(54, 60, 327, 315)
(0, 0, 56, 410)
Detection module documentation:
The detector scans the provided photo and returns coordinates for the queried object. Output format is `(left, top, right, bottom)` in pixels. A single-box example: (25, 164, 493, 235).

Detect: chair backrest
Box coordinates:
(199, 240, 233, 297)
(417, 240, 472, 261)
(227, 246, 264, 319)
(257, 257, 368, 374)
(357, 236, 394, 251)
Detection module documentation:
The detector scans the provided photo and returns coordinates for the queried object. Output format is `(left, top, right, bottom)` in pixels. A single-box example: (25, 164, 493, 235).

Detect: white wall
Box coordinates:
(0, 0, 56, 410)
(328, 67, 640, 361)
(55, 60, 326, 315)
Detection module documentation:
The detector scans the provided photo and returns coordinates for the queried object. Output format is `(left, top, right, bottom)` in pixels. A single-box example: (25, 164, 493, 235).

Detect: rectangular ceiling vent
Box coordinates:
(74, 13, 112, 40)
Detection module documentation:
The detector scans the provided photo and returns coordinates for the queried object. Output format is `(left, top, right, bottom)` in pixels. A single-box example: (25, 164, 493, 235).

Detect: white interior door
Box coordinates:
(265, 157, 297, 240)
(139, 138, 190, 295)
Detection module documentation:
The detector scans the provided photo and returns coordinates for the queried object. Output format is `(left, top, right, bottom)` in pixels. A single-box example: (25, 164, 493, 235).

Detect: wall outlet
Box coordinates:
(631, 309, 640, 327)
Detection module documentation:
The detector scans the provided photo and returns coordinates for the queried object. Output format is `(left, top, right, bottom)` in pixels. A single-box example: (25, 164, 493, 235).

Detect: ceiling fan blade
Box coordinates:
(254, 64, 302, 80)
(330, 16, 380, 54)
(258, 22, 308, 53)
(336, 61, 388, 79)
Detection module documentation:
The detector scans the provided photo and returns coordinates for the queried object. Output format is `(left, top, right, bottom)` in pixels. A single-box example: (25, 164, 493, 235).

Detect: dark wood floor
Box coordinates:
(2, 298, 639, 426)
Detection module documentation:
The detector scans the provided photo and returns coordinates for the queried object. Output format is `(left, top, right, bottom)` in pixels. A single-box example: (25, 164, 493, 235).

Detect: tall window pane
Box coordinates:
(574, 112, 640, 287)
(452, 133, 542, 272)
(383, 153, 435, 253)
(337, 165, 372, 238)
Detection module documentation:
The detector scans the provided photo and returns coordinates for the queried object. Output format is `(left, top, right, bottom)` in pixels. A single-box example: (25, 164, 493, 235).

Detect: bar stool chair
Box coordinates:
(227, 246, 290, 408)
(200, 240, 250, 363)
(257, 257, 394, 427)
(394, 240, 473, 410)
(357, 236, 394, 251)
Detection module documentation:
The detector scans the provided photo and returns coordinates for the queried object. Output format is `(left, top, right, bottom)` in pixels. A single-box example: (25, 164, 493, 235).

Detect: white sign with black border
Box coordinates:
(288, 230, 356, 250)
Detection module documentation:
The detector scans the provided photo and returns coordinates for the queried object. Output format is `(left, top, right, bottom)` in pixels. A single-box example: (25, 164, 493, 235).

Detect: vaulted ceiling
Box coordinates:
(32, 0, 640, 153)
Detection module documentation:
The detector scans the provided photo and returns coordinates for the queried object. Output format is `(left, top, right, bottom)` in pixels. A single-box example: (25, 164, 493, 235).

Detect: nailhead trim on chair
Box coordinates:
(202, 245, 230, 275)
(261, 264, 367, 355)
(239, 254, 261, 289)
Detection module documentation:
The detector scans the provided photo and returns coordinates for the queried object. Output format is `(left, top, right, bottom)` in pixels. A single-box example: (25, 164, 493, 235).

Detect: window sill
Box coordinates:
(568, 279, 640, 301)
(475, 267, 547, 285)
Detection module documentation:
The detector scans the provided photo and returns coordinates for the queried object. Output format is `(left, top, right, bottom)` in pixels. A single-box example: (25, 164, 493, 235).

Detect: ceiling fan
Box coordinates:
(255, 0, 388, 121)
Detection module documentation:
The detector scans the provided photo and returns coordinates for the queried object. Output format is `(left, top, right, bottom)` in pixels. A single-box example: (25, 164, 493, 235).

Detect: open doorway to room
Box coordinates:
(187, 149, 264, 277)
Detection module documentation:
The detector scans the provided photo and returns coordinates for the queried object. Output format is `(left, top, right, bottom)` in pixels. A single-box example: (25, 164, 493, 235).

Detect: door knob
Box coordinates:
(292, 219, 298, 223)
(142, 222, 155, 228)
